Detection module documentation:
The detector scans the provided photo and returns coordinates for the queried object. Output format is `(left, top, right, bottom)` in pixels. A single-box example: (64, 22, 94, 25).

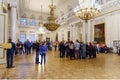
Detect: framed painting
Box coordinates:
(94, 23, 105, 44)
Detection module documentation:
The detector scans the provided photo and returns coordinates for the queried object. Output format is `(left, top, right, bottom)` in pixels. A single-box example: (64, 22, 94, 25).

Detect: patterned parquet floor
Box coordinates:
(1, 50, 120, 79)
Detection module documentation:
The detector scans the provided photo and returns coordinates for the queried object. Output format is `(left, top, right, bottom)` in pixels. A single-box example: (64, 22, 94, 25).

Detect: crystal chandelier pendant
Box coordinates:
(37, 26, 45, 34)
(37, 5, 45, 34)
(74, 0, 101, 22)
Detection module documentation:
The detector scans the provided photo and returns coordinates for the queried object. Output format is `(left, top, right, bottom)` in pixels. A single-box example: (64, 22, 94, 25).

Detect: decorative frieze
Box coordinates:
(101, 0, 120, 14)
(94, 18, 105, 25)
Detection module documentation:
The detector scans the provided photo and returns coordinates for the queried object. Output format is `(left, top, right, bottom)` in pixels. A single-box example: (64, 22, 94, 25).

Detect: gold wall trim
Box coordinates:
(0, 13, 6, 59)
(94, 23, 106, 44)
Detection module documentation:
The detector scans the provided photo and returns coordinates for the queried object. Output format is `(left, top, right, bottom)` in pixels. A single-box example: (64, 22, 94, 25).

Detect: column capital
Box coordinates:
(8, 0, 18, 9)
(8, 2, 17, 9)
(7, 2, 17, 11)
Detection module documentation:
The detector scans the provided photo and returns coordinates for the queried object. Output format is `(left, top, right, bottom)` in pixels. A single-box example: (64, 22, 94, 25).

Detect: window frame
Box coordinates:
(29, 19, 36, 26)
(20, 18, 27, 25)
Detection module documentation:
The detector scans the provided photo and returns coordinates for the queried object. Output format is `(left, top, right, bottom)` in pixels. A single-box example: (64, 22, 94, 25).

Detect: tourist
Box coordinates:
(6, 38, 16, 68)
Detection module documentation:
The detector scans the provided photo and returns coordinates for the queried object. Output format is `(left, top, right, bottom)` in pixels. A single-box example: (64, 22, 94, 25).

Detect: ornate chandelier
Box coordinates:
(37, 5, 45, 34)
(74, 0, 101, 22)
(36, 23, 46, 34)
(44, 0, 60, 31)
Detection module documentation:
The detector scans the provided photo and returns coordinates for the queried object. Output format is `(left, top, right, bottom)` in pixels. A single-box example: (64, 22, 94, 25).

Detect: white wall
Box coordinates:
(105, 12, 120, 47)
(85, 10, 120, 53)
(0, 13, 8, 64)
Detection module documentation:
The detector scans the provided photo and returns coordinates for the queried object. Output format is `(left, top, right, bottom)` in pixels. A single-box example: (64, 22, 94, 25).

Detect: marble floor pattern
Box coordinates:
(0, 50, 120, 79)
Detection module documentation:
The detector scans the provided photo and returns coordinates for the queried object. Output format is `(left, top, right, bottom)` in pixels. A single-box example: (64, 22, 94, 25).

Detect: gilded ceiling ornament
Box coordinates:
(74, 0, 101, 22)
(44, 0, 60, 31)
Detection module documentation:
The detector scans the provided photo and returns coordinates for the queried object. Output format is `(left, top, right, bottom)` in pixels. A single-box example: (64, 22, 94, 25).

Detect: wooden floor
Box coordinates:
(1, 50, 120, 79)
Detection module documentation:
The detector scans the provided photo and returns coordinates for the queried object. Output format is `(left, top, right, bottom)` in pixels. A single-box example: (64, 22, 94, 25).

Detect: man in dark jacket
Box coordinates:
(35, 41, 40, 64)
(6, 38, 16, 68)
(26, 40, 31, 54)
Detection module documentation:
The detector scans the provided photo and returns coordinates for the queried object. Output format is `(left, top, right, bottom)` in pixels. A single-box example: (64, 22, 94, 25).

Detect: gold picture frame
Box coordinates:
(94, 23, 105, 44)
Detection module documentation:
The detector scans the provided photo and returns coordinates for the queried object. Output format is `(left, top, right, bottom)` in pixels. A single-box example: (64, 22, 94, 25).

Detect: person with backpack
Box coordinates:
(40, 42, 47, 64)
(26, 39, 32, 55)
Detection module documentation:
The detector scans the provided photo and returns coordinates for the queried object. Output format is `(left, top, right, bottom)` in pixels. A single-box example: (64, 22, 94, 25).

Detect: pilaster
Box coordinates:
(11, 6, 17, 42)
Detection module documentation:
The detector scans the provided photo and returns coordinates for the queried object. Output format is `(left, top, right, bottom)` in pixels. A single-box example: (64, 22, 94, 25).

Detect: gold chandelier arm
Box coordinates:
(49, 0, 56, 16)
(52, 0, 53, 5)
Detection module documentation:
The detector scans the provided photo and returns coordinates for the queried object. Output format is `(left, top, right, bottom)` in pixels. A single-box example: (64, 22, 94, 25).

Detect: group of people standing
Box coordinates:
(5, 38, 98, 68)
(59, 40, 98, 60)
(16, 39, 34, 55)
(6, 38, 47, 68)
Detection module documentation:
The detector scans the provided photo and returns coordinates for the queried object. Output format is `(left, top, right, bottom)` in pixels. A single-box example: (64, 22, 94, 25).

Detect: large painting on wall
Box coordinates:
(94, 23, 105, 44)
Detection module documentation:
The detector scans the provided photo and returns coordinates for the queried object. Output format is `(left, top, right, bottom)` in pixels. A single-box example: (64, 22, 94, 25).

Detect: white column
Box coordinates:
(64, 29, 67, 41)
(75, 25, 79, 41)
(79, 26, 82, 42)
(11, 7, 17, 42)
(82, 22, 88, 43)
(70, 25, 73, 41)
(87, 20, 91, 43)
(82, 22, 85, 42)
(58, 30, 62, 41)
(8, 8, 11, 39)
(72, 25, 76, 42)
(91, 20, 95, 42)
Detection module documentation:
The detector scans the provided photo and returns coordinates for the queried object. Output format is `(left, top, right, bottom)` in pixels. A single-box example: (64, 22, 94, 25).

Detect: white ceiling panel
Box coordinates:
(20, 0, 78, 17)
(24, 0, 60, 13)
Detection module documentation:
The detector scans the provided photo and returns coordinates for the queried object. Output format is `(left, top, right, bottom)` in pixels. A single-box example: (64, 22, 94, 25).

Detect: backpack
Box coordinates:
(40, 46, 46, 52)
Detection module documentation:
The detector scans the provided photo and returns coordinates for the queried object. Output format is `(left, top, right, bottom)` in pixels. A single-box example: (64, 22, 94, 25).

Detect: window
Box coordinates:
(20, 34, 26, 43)
(29, 34, 35, 42)
(20, 18, 27, 25)
(29, 19, 36, 26)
